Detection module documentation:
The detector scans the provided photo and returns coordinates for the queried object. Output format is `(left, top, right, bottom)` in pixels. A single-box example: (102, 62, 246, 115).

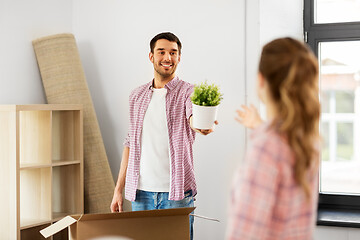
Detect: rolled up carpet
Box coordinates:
(32, 33, 115, 214)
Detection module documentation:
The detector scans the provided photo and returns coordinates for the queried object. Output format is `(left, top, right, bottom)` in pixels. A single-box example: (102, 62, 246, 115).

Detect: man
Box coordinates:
(110, 32, 216, 239)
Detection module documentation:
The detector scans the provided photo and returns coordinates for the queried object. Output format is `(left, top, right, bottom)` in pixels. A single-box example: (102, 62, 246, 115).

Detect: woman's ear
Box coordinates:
(257, 72, 266, 102)
(257, 72, 265, 88)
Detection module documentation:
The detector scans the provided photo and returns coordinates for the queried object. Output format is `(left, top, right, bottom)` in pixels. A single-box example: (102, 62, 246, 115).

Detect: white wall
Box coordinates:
(315, 226, 360, 240)
(259, 0, 304, 45)
(73, 1, 246, 239)
(245, 0, 305, 120)
(0, 0, 73, 104)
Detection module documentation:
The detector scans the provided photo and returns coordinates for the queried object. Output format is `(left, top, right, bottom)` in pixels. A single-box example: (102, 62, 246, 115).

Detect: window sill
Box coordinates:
(317, 208, 360, 228)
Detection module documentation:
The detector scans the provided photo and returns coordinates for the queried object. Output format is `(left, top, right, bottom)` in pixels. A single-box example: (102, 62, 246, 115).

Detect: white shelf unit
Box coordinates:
(0, 105, 83, 240)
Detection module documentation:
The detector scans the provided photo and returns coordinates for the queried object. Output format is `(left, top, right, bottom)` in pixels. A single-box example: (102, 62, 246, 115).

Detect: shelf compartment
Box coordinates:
(20, 223, 50, 240)
(20, 168, 52, 228)
(20, 111, 51, 165)
(52, 110, 81, 163)
(52, 164, 82, 219)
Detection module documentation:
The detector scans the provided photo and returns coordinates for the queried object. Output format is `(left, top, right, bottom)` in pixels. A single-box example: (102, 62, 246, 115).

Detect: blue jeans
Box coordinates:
(132, 190, 194, 240)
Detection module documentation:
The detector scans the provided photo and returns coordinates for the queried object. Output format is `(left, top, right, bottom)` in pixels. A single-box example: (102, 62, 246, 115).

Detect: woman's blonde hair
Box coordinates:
(259, 37, 320, 200)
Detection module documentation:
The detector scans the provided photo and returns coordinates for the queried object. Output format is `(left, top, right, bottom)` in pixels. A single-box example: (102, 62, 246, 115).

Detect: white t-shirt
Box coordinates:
(138, 88, 171, 192)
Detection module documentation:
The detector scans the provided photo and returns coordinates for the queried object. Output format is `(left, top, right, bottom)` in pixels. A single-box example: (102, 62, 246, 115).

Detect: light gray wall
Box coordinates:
(259, 0, 304, 45)
(0, 0, 73, 104)
(316, 226, 360, 240)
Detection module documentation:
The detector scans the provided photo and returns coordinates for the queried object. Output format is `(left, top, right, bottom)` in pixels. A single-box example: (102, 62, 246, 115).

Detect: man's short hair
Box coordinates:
(150, 32, 182, 54)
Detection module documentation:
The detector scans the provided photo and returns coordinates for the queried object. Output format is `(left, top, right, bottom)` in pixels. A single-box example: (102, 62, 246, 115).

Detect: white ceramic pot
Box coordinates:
(192, 104, 219, 129)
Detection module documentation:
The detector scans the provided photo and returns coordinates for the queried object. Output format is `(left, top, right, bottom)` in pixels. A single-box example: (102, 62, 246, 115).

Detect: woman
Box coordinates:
(227, 38, 320, 240)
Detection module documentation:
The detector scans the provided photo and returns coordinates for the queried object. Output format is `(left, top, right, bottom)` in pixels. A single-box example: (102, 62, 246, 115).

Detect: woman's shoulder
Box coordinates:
(250, 123, 293, 163)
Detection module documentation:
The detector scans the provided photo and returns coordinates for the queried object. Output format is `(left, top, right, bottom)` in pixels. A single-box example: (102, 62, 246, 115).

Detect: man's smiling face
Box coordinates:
(149, 39, 181, 80)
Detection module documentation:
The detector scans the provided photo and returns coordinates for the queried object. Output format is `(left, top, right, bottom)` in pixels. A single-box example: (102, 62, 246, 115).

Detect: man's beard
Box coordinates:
(154, 63, 177, 78)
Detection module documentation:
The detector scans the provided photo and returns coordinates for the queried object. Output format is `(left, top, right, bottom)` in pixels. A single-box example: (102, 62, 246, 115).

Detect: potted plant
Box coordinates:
(191, 81, 223, 129)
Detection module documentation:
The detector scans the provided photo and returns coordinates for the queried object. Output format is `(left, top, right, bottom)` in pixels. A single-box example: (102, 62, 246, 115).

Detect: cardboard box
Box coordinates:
(40, 207, 195, 240)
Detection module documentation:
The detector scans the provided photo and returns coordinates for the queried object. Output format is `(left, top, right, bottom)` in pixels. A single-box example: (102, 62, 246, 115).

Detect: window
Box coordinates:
(319, 41, 360, 194)
(304, 0, 360, 227)
(315, 0, 360, 24)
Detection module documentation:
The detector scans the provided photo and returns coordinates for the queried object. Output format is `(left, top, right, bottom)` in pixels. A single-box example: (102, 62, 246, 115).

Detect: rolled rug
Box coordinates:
(33, 33, 115, 214)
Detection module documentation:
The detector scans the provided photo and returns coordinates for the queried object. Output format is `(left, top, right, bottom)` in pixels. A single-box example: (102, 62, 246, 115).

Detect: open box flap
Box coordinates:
(40, 215, 80, 238)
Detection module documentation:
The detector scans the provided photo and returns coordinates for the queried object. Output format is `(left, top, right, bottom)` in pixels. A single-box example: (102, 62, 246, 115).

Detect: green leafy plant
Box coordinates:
(191, 81, 223, 106)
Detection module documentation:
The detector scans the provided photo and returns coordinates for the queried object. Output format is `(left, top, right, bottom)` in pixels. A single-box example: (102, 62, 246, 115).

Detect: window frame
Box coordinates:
(304, 0, 360, 227)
